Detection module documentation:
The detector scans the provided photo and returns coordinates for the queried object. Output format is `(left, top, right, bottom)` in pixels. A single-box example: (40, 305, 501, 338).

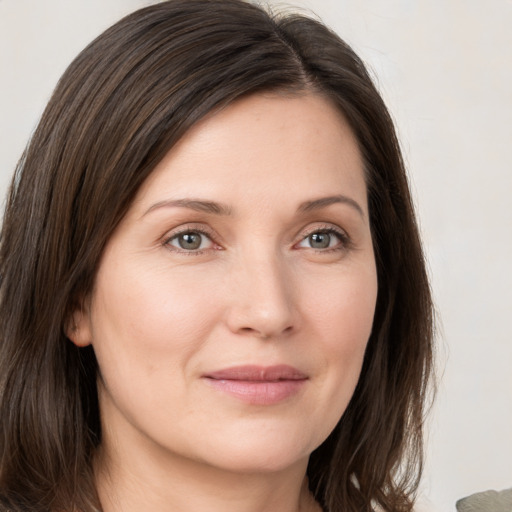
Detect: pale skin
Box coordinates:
(69, 92, 378, 512)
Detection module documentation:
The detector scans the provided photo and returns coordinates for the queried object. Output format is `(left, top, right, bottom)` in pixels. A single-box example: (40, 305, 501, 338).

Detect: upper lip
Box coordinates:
(203, 365, 308, 381)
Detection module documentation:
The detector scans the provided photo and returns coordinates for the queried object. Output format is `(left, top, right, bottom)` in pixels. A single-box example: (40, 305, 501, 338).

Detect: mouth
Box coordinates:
(202, 365, 308, 405)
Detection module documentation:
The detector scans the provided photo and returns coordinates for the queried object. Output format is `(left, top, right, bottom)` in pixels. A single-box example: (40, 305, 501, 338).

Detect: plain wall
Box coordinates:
(1, 1, 511, 510)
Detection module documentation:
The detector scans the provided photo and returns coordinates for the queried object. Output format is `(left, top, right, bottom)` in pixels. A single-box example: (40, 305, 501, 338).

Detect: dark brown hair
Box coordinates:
(0, 1, 434, 511)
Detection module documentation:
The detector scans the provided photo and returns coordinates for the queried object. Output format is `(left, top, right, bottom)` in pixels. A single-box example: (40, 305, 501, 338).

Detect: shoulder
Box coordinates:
(456, 488, 512, 512)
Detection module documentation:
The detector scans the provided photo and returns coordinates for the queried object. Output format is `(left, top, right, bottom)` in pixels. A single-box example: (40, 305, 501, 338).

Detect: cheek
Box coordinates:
(302, 262, 377, 417)
(304, 260, 377, 346)
(89, 259, 223, 384)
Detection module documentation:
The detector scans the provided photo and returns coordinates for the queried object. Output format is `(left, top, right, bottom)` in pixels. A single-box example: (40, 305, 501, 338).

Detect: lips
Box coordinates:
(202, 365, 308, 405)
(204, 365, 307, 382)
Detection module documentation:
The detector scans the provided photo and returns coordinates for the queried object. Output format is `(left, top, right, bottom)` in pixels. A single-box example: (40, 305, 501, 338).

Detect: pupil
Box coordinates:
(310, 232, 330, 249)
(179, 233, 201, 250)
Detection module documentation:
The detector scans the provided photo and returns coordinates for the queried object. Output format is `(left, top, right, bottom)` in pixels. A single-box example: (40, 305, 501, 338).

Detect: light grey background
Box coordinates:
(1, 1, 511, 510)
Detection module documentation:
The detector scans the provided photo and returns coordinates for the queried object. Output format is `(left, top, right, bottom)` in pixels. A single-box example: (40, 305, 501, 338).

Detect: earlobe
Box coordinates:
(65, 307, 93, 347)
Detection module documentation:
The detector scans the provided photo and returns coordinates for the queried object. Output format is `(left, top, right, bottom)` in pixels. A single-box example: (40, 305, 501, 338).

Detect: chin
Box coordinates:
(187, 422, 327, 475)
(207, 448, 310, 475)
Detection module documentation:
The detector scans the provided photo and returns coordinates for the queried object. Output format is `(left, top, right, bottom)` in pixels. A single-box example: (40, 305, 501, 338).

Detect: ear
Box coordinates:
(65, 304, 93, 347)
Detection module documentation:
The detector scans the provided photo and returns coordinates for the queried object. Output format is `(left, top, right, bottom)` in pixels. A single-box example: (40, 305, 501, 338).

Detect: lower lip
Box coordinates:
(204, 378, 306, 405)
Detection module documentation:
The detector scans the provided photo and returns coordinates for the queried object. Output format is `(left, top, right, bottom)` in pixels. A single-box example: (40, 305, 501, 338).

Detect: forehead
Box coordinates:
(131, 92, 367, 215)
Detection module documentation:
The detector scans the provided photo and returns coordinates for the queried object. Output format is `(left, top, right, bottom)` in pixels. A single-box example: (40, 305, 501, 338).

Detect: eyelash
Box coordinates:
(164, 226, 219, 256)
(163, 224, 351, 255)
(295, 225, 351, 253)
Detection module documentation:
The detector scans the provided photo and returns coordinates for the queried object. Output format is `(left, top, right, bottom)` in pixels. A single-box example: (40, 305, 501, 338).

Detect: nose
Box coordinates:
(225, 251, 298, 340)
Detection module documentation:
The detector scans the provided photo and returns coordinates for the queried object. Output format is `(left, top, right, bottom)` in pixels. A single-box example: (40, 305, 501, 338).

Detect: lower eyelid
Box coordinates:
(164, 228, 217, 251)
(162, 225, 351, 253)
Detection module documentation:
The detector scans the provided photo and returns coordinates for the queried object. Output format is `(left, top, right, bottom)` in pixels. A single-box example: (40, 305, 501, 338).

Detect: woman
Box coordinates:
(0, 1, 434, 511)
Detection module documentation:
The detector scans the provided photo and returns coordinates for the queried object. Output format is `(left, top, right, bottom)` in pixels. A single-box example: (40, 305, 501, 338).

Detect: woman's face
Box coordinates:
(72, 93, 377, 475)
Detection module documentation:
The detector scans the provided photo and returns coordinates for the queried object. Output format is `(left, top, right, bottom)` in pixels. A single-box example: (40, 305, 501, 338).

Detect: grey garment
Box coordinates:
(456, 488, 512, 512)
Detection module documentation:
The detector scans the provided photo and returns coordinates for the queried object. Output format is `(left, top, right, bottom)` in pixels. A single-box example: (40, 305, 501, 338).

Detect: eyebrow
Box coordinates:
(143, 198, 232, 217)
(143, 194, 364, 218)
(298, 195, 365, 218)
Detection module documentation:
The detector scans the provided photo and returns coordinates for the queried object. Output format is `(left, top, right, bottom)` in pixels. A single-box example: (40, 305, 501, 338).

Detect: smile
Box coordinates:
(202, 365, 308, 405)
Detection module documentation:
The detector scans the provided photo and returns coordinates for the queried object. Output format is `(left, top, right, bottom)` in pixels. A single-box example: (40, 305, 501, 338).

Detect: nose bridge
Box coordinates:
(227, 244, 297, 338)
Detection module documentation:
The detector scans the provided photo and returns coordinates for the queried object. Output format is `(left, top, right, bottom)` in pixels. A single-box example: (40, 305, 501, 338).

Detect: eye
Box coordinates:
(296, 228, 347, 251)
(166, 230, 214, 252)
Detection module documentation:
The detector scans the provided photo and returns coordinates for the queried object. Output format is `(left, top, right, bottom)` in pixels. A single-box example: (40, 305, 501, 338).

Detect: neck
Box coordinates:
(95, 442, 321, 512)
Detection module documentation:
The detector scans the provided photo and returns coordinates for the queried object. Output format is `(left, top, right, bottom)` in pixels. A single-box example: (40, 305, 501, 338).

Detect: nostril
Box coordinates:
(239, 327, 271, 339)
(237, 325, 294, 339)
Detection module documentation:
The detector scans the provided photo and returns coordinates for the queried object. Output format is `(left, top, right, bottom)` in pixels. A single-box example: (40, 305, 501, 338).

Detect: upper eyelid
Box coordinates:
(293, 224, 353, 252)
(163, 227, 220, 255)
(295, 223, 349, 240)
(161, 221, 350, 248)
(163, 223, 217, 242)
